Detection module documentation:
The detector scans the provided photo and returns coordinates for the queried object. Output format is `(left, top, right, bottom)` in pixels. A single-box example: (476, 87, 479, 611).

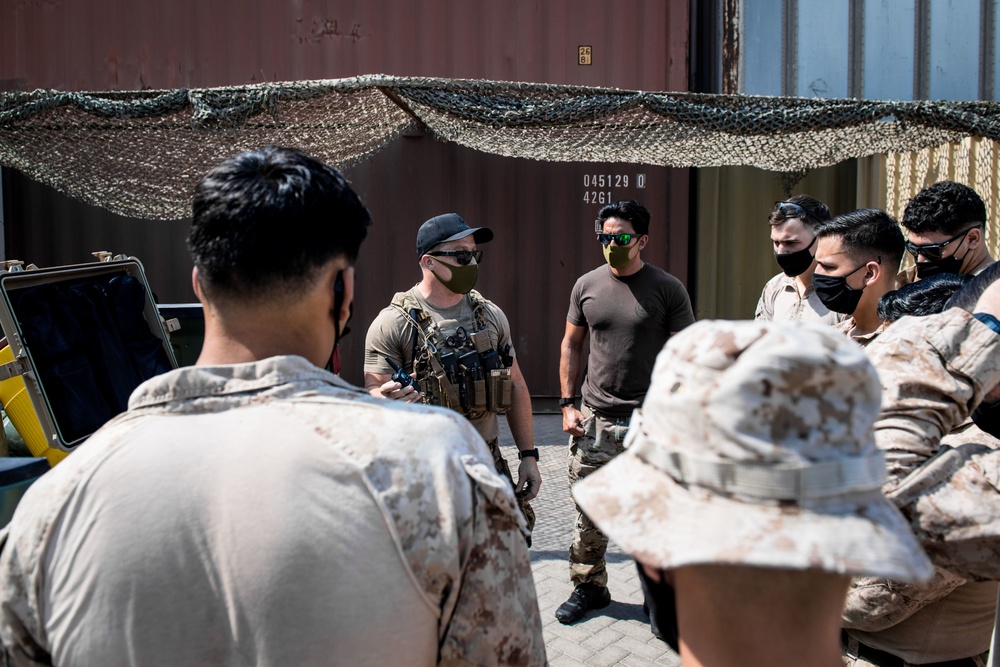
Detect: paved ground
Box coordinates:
(498, 415, 681, 667)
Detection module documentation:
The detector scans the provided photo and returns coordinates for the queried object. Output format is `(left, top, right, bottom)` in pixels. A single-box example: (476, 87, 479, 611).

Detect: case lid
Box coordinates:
(0, 258, 178, 451)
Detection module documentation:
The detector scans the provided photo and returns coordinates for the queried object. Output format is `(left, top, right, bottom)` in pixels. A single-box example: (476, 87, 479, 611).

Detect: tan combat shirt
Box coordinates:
(0, 356, 545, 667)
(754, 272, 847, 325)
(834, 318, 888, 348)
(843, 308, 1000, 663)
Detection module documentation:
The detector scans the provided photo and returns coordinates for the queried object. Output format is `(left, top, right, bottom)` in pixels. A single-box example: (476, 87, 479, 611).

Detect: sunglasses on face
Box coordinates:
(597, 233, 636, 247)
(772, 201, 814, 221)
(904, 226, 978, 261)
(427, 249, 482, 265)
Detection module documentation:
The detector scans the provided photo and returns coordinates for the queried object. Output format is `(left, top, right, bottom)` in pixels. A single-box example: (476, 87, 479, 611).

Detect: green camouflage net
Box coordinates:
(1, 74, 998, 219)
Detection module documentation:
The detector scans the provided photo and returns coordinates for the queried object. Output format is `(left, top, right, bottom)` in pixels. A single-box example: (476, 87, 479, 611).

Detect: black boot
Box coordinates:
(554, 583, 612, 624)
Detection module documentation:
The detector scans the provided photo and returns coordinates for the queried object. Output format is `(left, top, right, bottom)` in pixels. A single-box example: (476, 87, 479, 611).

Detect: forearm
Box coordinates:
(364, 372, 391, 397)
(507, 363, 534, 451)
(559, 341, 582, 398)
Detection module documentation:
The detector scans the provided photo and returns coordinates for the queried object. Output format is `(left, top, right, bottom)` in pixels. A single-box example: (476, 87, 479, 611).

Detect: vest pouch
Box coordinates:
(473, 378, 487, 411)
(435, 372, 462, 412)
(489, 368, 513, 414)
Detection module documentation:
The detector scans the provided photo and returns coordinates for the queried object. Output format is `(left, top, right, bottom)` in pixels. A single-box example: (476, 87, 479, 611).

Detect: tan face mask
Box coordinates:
(430, 260, 479, 294)
(603, 241, 640, 269)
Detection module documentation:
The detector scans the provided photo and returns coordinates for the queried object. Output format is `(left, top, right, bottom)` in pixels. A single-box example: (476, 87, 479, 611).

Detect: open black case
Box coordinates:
(0, 257, 179, 463)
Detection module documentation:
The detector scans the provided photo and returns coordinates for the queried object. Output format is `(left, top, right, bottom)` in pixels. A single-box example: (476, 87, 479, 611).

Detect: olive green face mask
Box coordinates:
(431, 261, 479, 294)
(603, 242, 639, 270)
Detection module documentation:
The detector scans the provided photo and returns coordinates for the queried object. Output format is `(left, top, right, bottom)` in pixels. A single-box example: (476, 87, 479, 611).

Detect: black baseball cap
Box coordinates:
(416, 213, 494, 257)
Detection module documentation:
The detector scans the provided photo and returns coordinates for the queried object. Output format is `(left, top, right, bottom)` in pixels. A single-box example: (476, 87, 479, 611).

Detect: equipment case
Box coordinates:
(0, 257, 178, 465)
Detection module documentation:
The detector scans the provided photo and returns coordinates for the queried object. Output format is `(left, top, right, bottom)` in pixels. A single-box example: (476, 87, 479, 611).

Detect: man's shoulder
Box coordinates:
(640, 263, 688, 288)
(763, 272, 794, 290)
(468, 290, 508, 319)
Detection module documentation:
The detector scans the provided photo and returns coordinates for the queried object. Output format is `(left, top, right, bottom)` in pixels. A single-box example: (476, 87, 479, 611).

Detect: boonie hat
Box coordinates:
(415, 213, 494, 257)
(573, 320, 934, 583)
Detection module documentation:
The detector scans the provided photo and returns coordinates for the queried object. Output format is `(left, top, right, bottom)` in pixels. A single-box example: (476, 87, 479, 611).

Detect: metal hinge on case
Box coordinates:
(0, 355, 30, 381)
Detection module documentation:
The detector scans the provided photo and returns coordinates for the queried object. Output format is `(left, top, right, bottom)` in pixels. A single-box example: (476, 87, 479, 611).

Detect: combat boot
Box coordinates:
(554, 582, 611, 624)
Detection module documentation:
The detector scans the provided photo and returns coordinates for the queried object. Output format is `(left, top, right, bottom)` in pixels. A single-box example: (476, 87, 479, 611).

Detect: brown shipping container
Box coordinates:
(0, 0, 692, 399)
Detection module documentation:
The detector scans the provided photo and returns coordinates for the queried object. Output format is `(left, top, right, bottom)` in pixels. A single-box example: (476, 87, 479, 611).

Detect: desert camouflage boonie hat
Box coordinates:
(573, 320, 934, 582)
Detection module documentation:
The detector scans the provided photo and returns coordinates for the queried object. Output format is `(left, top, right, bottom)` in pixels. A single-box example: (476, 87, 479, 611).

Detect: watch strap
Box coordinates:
(517, 448, 540, 460)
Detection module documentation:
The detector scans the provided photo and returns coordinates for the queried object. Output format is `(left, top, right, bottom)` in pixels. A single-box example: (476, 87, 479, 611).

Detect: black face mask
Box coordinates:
(813, 262, 871, 315)
(915, 252, 966, 280)
(972, 399, 1000, 439)
(774, 235, 817, 277)
(636, 562, 679, 651)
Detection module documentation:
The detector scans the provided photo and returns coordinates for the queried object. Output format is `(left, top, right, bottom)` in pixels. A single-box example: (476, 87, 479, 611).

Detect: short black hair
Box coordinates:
(877, 273, 973, 322)
(901, 181, 987, 235)
(768, 194, 831, 231)
(815, 208, 905, 269)
(944, 261, 1000, 312)
(188, 146, 371, 302)
(598, 200, 650, 236)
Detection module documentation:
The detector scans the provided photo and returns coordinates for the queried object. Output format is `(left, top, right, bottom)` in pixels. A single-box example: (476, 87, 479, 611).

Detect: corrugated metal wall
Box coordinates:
(0, 0, 692, 397)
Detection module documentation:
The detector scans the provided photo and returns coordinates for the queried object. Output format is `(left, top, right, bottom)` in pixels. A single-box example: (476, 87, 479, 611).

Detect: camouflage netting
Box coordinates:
(1, 74, 998, 220)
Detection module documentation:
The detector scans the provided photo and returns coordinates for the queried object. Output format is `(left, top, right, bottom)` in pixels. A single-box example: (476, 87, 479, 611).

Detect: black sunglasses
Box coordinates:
(904, 226, 979, 261)
(772, 201, 815, 221)
(427, 249, 482, 265)
(597, 233, 636, 247)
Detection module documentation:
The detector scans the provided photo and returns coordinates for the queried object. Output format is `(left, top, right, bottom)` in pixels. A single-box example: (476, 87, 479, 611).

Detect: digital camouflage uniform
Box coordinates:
(0, 357, 546, 667)
(843, 308, 1000, 665)
(364, 288, 534, 538)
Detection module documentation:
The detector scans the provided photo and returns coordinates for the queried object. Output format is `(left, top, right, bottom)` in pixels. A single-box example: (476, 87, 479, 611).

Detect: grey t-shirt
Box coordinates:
(567, 263, 694, 417)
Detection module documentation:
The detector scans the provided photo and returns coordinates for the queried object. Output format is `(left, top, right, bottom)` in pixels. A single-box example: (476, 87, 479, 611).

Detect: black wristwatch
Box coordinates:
(517, 448, 540, 460)
(559, 397, 576, 408)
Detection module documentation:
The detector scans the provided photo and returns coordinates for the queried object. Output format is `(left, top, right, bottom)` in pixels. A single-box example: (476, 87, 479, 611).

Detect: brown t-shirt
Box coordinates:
(567, 263, 694, 417)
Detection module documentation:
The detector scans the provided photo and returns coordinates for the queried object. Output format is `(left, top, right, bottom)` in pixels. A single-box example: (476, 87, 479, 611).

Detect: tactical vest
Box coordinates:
(390, 290, 513, 420)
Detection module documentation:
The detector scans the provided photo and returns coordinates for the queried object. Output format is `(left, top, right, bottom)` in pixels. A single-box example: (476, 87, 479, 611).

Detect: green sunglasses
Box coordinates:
(597, 233, 636, 247)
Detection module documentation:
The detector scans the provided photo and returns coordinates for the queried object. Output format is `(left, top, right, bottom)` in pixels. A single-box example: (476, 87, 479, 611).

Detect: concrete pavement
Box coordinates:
(499, 414, 681, 667)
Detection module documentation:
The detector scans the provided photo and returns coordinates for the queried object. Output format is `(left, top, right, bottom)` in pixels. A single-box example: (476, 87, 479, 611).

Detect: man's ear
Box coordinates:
(967, 227, 984, 249)
(865, 260, 881, 287)
(191, 267, 204, 302)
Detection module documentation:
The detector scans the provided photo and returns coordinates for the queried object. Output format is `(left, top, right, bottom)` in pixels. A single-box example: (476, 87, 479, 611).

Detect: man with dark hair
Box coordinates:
(877, 273, 973, 323)
(364, 212, 540, 542)
(813, 208, 905, 346)
(0, 147, 546, 666)
(755, 195, 846, 324)
(900, 180, 994, 283)
(555, 199, 695, 625)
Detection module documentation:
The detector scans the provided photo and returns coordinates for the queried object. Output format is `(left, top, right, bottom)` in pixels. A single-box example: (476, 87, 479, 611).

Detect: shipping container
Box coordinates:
(0, 0, 693, 399)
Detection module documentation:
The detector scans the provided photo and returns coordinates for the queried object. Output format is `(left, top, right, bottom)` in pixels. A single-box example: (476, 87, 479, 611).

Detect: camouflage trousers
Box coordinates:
(567, 405, 630, 587)
(485, 437, 536, 543)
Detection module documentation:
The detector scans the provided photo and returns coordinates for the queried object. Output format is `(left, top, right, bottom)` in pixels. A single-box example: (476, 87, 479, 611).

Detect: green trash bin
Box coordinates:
(0, 457, 49, 527)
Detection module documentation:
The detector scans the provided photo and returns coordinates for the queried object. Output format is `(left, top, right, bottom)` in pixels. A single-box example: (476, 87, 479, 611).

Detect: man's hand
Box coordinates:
(515, 456, 541, 501)
(376, 378, 421, 402)
(562, 405, 586, 436)
(365, 371, 421, 402)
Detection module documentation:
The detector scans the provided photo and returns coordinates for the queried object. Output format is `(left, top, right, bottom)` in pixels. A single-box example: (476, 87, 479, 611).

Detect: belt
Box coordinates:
(584, 404, 631, 423)
(841, 630, 984, 667)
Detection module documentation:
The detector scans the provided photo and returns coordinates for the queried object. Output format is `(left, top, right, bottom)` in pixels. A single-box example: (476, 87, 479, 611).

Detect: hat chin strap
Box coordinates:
(628, 414, 887, 501)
